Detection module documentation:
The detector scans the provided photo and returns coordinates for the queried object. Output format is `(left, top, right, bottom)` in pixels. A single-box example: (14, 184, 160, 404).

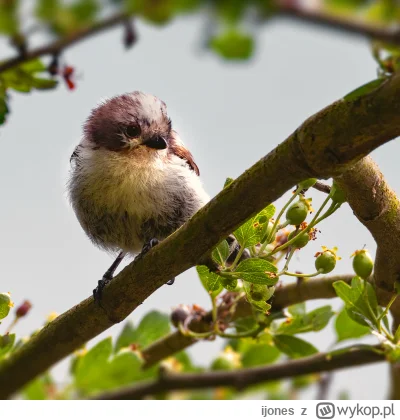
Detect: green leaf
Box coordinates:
(343, 78, 386, 101)
(211, 29, 254, 60)
(234, 316, 258, 333)
(115, 321, 137, 352)
(0, 334, 15, 358)
(333, 277, 379, 330)
(335, 307, 370, 342)
(0, 94, 9, 125)
(250, 300, 271, 313)
(0, 1, 19, 35)
(20, 59, 47, 73)
(134, 310, 171, 348)
(273, 335, 318, 358)
(70, 0, 99, 24)
(233, 258, 278, 285)
(30, 77, 58, 90)
(23, 376, 50, 400)
(276, 306, 334, 335)
(74, 338, 113, 386)
(197, 265, 223, 297)
(233, 205, 275, 247)
(224, 177, 234, 188)
(288, 303, 306, 317)
(212, 240, 230, 266)
(241, 343, 280, 367)
(36, 0, 60, 20)
(395, 324, 400, 343)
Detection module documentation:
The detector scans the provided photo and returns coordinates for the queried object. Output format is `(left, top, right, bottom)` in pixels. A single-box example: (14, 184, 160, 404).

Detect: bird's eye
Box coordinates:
(125, 125, 141, 138)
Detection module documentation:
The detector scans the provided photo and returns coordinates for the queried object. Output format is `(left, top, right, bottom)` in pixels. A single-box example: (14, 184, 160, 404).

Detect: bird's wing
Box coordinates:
(168, 130, 200, 176)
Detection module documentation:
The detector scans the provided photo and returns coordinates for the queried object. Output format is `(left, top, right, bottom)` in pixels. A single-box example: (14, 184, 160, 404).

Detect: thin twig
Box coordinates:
(141, 274, 355, 369)
(94, 345, 384, 399)
(0, 12, 130, 74)
(276, 2, 400, 45)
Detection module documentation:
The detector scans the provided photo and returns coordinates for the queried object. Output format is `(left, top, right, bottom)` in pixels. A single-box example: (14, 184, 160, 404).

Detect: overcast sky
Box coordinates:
(1, 14, 399, 399)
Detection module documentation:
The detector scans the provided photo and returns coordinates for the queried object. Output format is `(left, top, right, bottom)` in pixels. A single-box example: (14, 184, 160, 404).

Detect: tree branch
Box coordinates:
(141, 274, 354, 369)
(1, 71, 400, 398)
(0, 12, 130, 74)
(276, 1, 400, 45)
(334, 157, 400, 399)
(335, 157, 400, 294)
(94, 345, 384, 399)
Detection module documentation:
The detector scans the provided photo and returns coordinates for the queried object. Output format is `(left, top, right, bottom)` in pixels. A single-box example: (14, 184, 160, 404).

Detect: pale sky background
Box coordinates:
(1, 13, 399, 399)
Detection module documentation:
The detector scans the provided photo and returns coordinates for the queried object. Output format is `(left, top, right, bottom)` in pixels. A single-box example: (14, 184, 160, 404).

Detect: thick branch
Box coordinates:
(276, 2, 400, 45)
(142, 275, 354, 368)
(334, 157, 400, 399)
(1, 72, 400, 398)
(335, 157, 400, 294)
(95, 345, 384, 399)
(0, 12, 130, 74)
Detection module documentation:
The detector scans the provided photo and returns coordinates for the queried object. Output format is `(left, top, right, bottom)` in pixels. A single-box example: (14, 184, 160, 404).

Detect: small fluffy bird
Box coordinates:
(68, 92, 209, 299)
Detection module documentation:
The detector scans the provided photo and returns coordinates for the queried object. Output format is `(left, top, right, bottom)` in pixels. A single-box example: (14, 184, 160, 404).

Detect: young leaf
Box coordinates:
(23, 375, 52, 400)
(343, 78, 386, 102)
(333, 278, 379, 329)
(0, 334, 15, 358)
(115, 321, 137, 352)
(276, 306, 334, 335)
(241, 343, 281, 367)
(212, 240, 230, 266)
(288, 303, 306, 317)
(134, 311, 171, 348)
(273, 335, 318, 358)
(196, 265, 223, 297)
(335, 307, 370, 342)
(233, 258, 278, 285)
(75, 338, 112, 376)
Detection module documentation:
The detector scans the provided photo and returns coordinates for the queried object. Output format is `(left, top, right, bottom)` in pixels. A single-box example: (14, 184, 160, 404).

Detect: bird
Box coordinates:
(67, 91, 210, 301)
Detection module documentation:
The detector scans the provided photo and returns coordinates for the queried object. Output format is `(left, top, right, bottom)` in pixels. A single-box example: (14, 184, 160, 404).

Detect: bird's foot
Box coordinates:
(93, 274, 112, 304)
(134, 238, 159, 261)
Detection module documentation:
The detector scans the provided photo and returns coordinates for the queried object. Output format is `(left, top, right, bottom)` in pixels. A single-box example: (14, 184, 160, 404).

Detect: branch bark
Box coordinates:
(334, 157, 400, 399)
(1, 71, 400, 398)
(94, 345, 384, 399)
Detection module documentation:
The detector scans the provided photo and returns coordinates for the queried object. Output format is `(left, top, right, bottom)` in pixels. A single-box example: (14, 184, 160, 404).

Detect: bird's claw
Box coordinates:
(93, 276, 111, 304)
(134, 238, 159, 261)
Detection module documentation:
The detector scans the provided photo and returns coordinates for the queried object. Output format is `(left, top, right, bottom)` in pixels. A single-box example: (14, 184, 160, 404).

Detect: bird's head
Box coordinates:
(83, 91, 172, 152)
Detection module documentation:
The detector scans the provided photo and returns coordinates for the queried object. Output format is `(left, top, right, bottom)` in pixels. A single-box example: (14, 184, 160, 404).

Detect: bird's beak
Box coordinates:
(142, 136, 168, 150)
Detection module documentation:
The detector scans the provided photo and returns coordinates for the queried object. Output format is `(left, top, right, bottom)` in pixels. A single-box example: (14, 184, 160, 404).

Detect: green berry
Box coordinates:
(0, 292, 13, 320)
(286, 199, 308, 225)
(315, 251, 337, 274)
(352, 250, 373, 279)
(288, 230, 310, 248)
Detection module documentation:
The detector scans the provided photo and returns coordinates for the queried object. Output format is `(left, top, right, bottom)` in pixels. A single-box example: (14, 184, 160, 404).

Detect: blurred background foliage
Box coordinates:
(0, 0, 400, 125)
